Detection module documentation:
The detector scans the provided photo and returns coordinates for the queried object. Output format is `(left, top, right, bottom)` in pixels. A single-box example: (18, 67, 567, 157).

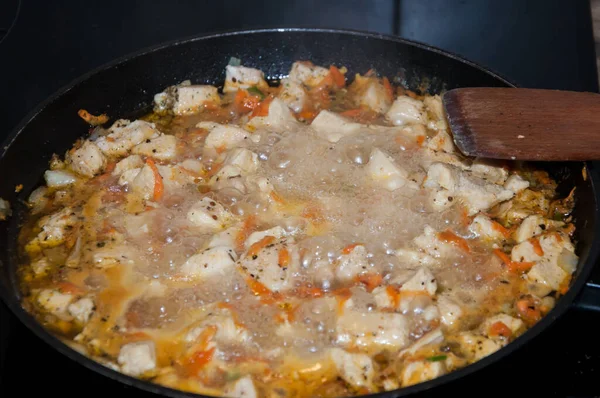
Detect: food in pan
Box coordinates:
(19, 61, 577, 397)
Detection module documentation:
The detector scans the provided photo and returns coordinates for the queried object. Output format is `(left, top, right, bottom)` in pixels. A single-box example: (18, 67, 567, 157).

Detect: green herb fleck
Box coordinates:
(228, 57, 241, 66)
(247, 86, 266, 100)
(426, 355, 447, 362)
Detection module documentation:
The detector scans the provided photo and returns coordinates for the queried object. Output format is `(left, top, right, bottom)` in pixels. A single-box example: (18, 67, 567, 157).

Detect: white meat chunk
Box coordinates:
(173, 85, 220, 115)
(386, 96, 427, 126)
(37, 289, 74, 318)
(180, 246, 237, 279)
(187, 197, 234, 231)
(469, 214, 506, 240)
(130, 164, 156, 200)
(246, 98, 299, 132)
(427, 130, 455, 153)
(185, 305, 249, 344)
(329, 348, 375, 389)
(207, 224, 241, 249)
(514, 215, 564, 243)
(95, 120, 159, 157)
(470, 158, 509, 184)
(423, 95, 448, 130)
(224, 65, 268, 93)
(421, 148, 472, 171)
(359, 80, 392, 113)
(372, 286, 395, 309)
(458, 332, 501, 361)
(394, 248, 437, 267)
(437, 295, 463, 327)
(424, 162, 459, 191)
(117, 341, 156, 376)
(401, 360, 446, 387)
(481, 314, 524, 337)
(400, 329, 444, 358)
(113, 154, 143, 176)
(504, 174, 530, 193)
(31, 258, 51, 275)
(199, 122, 251, 149)
(521, 233, 576, 290)
(44, 170, 78, 188)
(458, 173, 514, 215)
(132, 134, 178, 161)
(66, 141, 106, 177)
(400, 267, 437, 295)
(238, 239, 299, 292)
(224, 376, 258, 398)
(367, 148, 415, 191)
(225, 148, 258, 175)
(310, 110, 364, 143)
(245, 226, 287, 248)
(336, 311, 409, 350)
(278, 78, 307, 113)
(413, 226, 457, 258)
(30, 207, 79, 249)
(335, 245, 369, 282)
(68, 297, 95, 323)
(288, 61, 330, 88)
(92, 244, 139, 269)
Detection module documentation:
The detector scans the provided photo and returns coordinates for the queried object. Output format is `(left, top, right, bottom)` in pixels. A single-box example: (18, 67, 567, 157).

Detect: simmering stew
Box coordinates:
(19, 61, 577, 397)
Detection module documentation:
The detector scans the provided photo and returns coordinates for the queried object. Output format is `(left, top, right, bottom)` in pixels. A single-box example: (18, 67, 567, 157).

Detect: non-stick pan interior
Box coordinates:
(0, 29, 597, 397)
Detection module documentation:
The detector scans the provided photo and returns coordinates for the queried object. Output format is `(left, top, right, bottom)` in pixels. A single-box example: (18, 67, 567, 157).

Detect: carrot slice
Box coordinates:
(491, 220, 512, 238)
(250, 95, 274, 119)
(437, 230, 470, 253)
(416, 135, 426, 147)
(341, 243, 362, 255)
(340, 108, 363, 118)
(516, 297, 541, 324)
(530, 237, 544, 256)
(293, 285, 325, 298)
(329, 65, 346, 88)
(386, 285, 401, 308)
(354, 274, 383, 292)
(382, 77, 394, 101)
(278, 248, 290, 268)
(270, 191, 285, 204)
(247, 236, 276, 258)
(78, 109, 109, 126)
(235, 215, 257, 251)
(488, 321, 512, 337)
(494, 249, 535, 273)
(145, 158, 164, 201)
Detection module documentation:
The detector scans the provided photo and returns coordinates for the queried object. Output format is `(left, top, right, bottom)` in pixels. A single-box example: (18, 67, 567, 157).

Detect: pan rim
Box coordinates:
(0, 27, 598, 398)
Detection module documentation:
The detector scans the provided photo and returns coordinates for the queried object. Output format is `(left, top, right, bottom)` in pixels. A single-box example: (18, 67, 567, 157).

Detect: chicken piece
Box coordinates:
(180, 246, 237, 279)
(187, 197, 234, 231)
(66, 141, 107, 177)
(239, 238, 299, 292)
(335, 245, 369, 282)
(113, 154, 143, 176)
(457, 173, 514, 215)
(92, 244, 140, 269)
(199, 122, 252, 150)
(44, 170, 78, 188)
(386, 96, 427, 126)
(481, 314, 524, 337)
(366, 148, 415, 191)
(207, 224, 242, 249)
(172, 85, 221, 115)
(31, 258, 51, 276)
(401, 360, 446, 387)
(469, 214, 506, 240)
(372, 286, 396, 309)
(521, 233, 577, 290)
(437, 294, 463, 327)
(399, 329, 444, 358)
(28, 207, 79, 250)
(423, 95, 448, 130)
(413, 226, 457, 258)
(68, 297, 95, 323)
(310, 110, 364, 143)
(288, 61, 330, 88)
(95, 120, 159, 157)
(130, 164, 156, 201)
(245, 226, 287, 248)
(353, 76, 392, 113)
(457, 332, 501, 361)
(504, 174, 530, 193)
(246, 98, 299, 133)
(224, 148, 259, 175)
(424, 162, 459, 191)
(394, 249, 437, 267)
(514, 214, 564, 243)
(224, 65, 268, 93)
(132, 134, 178, 161)
(117, 341, 157, 376)
(37, 289, 74, 318)
(470, 158, 509, 184)
(224, 376, 258, 398)
(336, 310, 409, 351)
(329, 348, 375, 389)
(400, 267, 437, 295)
(185, 305, 249, 344)
(421, 148, 472, 171)
(278, 78, 307, 113)
(426, 130, 455, 153)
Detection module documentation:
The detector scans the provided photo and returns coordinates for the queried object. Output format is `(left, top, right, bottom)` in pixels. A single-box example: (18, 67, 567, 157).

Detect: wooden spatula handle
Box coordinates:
(443, 88, 600, 161)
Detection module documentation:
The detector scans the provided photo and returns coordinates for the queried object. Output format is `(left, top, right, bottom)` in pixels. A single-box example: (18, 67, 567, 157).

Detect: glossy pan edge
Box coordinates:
(0, 28, 598, 397)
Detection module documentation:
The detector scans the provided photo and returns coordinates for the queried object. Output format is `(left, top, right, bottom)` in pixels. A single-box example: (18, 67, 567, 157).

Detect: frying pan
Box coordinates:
(0, 28, 599, 397)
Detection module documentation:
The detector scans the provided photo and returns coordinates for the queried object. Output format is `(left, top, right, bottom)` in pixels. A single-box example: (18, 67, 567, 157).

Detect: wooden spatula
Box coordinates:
(442, 87, 600, 161)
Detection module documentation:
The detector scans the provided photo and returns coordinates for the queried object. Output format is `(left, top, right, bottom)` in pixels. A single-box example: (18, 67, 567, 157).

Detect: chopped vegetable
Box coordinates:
(426, 355, 447, 362)
(78, 109, 109, 126)
(247, 86, 266, 100)
(145, 158, 164, 201)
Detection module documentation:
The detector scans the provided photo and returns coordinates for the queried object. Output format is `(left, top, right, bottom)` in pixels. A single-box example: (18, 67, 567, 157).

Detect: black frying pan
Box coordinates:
(1, 29, 599, 397)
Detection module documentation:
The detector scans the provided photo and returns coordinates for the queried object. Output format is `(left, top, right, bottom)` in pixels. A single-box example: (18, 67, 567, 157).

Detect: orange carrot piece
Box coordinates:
(235, 215, 257, 251)
(215, 145, 227, 154)
(145, 158, 164, 201)
(516, 297, 541, 324)
(270, 191, 285, 204)
(340, 108, 363, 118)
(491, 220, 512, 238)
(78, 109, 109, 125)
(250, 95, 274, 119)
(245, 277, 282, 304)
(297, 109, 317, 121)
(278, 248, 290, 268)
(247, 236, 276, 258)
(354, 274, 383, 292)
(530, 237, 544, 256)
(329, 65, 346, 88)
(342, 243, 362, 255)
(293, 285, 325, 299)
(386, 285, 401, 308)
(416, 135, 426, 147)
(438, 230, 471, 253)
(56, 281, 85, 295)
(382, 77, 394, 101)
(493, 249, 535, 273)
(488, 321, 512, 337)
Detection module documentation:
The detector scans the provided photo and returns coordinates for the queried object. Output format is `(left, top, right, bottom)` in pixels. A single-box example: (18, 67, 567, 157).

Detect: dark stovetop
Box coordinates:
(1, 1, 600, 397)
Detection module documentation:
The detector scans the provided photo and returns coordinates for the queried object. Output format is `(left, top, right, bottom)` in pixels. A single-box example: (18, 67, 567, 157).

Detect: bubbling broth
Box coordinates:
(18, 61, 576, 397)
